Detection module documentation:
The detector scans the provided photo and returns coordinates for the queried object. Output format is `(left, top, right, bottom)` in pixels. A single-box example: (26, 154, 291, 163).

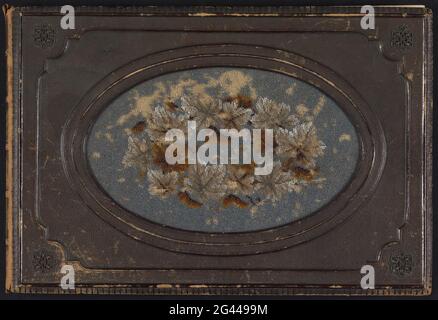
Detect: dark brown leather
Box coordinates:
(5, 5, 433, 295)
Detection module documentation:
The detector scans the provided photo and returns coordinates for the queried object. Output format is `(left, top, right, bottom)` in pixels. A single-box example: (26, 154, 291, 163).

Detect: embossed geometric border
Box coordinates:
(5, 5, 433, 295)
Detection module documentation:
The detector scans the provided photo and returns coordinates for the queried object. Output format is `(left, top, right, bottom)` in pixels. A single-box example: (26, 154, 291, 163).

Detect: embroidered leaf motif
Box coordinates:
(218, 100, 252, 129)
(147, 170, 179, 199)
(121, 93, 327, 210)
(181, 95, 220, 129)
(146, 106, 187, 142)
(183, 165, 227, 202)
(291, 166, 318, 181)
(122, 136, 148, 173)
(275, 122, 326, 167)
(255, 162, 298, 203)
(151, 143, 188, 173)
(251, 97, 298, 130)
(225, 165, 255, 195)
(223, 95, 253, 109)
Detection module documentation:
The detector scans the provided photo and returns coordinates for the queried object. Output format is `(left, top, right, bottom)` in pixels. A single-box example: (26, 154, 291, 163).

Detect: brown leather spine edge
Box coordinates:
(4, 4, 15, 293)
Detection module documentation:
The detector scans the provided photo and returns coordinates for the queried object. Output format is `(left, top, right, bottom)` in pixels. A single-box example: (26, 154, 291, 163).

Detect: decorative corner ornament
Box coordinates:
(32, 249, 56, 273)
(389, 253, 413, 276)
(33, 23, 55, 48)
(390, 25, 413, 50)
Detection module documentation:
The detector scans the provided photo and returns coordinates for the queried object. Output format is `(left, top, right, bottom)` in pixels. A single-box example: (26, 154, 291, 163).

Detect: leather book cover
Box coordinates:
(4, 5, 433, 295)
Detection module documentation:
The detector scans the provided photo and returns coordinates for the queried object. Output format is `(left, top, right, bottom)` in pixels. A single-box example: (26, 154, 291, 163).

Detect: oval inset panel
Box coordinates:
(86, 67, 359, 233)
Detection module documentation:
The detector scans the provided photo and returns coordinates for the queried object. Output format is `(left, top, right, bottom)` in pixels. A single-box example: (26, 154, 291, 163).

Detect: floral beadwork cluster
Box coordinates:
(122, 95, 326, 212)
